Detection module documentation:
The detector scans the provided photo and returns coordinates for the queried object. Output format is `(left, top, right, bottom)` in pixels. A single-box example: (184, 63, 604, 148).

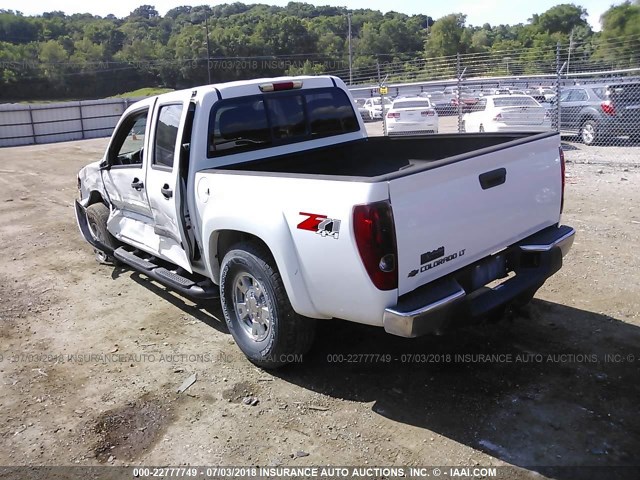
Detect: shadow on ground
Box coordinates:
(275, 300, 640, 480)
(108, 265, 640, 479)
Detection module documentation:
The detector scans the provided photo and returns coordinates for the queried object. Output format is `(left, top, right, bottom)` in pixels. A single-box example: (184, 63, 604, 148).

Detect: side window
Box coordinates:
(559, 90, 572, 102)
(154, 104, 184, 169)
(110, 109, 148, 167)
(574, 90, 588, 101)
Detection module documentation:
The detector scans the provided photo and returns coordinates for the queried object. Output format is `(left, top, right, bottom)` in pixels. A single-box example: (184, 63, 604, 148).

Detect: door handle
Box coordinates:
(479, 168, 506, 190)
(131, 178, 144, 190)
(161, 184, 173, 199)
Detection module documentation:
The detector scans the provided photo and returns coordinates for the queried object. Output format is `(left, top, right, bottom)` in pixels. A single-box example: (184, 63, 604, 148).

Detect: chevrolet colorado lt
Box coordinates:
(75, 75, 575, 368)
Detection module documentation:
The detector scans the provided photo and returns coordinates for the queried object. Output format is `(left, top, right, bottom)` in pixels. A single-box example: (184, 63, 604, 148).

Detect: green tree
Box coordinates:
(424, 13, 467, 57)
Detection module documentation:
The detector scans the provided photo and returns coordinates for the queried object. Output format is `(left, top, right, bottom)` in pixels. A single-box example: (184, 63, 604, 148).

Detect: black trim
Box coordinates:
(479, 167, 507, 190)
(113, 247, 218, 300)
(213, 88, 222, 101)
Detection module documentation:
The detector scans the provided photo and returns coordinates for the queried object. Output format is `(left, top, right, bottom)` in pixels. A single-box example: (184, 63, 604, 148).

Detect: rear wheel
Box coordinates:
(85, 203, 119, 264)
(580, 119, 598, 145)
(220, 242, 316, 369)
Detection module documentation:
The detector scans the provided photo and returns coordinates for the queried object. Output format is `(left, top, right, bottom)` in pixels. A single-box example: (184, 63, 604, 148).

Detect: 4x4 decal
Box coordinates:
(297, 212, 341, 239)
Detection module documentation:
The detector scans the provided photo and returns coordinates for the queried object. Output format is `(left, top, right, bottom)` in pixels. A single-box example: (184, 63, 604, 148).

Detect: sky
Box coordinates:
(2, 0, 621, 31)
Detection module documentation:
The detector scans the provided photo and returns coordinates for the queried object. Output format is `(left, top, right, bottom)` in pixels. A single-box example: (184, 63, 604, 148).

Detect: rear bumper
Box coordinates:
(387, 122, 438, 135)
(383, 225, 575, 337)
(492, 123, 552, 133)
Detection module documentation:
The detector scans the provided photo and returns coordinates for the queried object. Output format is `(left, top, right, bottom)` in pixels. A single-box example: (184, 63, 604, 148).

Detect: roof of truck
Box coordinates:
(152, 75, 340, 104)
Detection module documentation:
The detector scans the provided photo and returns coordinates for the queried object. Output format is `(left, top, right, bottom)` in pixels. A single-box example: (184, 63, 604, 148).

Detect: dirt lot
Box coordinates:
(0, 134, 639, 479)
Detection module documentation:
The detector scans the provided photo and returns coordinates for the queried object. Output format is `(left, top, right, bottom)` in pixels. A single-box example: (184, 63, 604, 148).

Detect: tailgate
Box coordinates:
(389, 134, 562, 295)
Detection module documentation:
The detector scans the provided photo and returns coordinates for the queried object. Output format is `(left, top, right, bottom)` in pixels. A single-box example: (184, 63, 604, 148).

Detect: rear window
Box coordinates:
(208, 88, 359, 157)
(608, 83, 640, 101)
(393, 100, 431, 109)
(493, 97, 539, 107)
(592, 88, 607, 100)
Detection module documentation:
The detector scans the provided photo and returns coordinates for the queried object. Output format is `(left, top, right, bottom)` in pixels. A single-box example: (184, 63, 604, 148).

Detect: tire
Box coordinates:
(580, 119, 598, 146)
(85, 203, 119, 264)
(220, 242, 316, 369)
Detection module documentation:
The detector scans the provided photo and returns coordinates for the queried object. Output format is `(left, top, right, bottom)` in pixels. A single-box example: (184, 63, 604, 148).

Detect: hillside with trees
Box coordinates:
(0, 1, 638, 100)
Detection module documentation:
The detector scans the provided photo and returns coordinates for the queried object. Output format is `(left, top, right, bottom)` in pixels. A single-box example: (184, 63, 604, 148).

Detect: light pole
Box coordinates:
(347, 12, 353, 85)
(204, 11, 212, 84)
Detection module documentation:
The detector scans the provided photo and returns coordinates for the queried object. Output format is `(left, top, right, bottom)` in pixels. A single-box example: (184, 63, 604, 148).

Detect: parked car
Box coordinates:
(557, 83, 640, 145)
(75, 75, 574, 368)
(419, 91, 455, 115)
(353, 98, 370, 121)
(462, 95, 552, 133)
(362, 97, 392, 120)
(451, 92, 481, 113)
(534, 87, 557, 101)
(385, 97, 438, 136)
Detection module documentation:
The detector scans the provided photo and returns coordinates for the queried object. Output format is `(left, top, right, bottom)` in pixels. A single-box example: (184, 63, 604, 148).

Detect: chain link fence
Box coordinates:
(340, 41, 640, 164)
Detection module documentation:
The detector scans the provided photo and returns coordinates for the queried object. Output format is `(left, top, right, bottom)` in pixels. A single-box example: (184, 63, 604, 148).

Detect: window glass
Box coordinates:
(209, 98, 270, 155)
(392, 100, 432, 109)
(493, 96, 539, 107)
(207, 88, 359, 157)
(306, 90, 359, 136)
(266, 95, 306, 140)
(111, 109, 148, 166)
(154, 104, 183, 168)
(592, 88, 607, 100)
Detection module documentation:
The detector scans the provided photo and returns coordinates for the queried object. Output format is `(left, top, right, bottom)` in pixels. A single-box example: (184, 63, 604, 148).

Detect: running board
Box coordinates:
(113, 247, 219, 300)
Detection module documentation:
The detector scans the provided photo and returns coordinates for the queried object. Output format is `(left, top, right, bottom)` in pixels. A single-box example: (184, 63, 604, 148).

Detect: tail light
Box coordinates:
(353, 201, 398, 290)
(601, 101, 615, 116)
(559, 146, 565, 214)
(387, 112, 400, 119)
(421, 110, 435, 116)
(493, 113, 503, 121)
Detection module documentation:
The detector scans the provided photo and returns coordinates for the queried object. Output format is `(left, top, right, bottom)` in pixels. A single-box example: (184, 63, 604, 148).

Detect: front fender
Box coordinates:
(201, 207, 329, 320)
(78, 159, 106, 206)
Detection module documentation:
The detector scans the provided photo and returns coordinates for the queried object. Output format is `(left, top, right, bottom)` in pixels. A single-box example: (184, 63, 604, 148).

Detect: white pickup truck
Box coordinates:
(75, 75, 575, 368)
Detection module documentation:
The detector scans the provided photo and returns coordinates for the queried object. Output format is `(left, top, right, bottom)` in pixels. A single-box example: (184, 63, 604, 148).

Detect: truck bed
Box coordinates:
(223, 132, 554, 180)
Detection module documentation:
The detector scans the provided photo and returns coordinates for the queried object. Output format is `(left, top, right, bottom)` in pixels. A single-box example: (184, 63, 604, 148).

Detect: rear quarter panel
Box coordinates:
(196, 171, 396, 325)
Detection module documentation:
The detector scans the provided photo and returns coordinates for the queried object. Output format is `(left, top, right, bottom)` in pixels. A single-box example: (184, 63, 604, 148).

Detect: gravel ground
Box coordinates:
(0, 134, 639, 480)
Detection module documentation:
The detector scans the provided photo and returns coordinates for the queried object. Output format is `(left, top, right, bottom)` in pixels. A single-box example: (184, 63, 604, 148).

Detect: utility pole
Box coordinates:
(204, 11, 212, 84)
(566, 28, 574, 79)
(347, 12, 353, 85)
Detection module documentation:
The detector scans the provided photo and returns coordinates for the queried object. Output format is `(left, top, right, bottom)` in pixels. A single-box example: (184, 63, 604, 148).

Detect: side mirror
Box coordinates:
(99, 157, 111, 171)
